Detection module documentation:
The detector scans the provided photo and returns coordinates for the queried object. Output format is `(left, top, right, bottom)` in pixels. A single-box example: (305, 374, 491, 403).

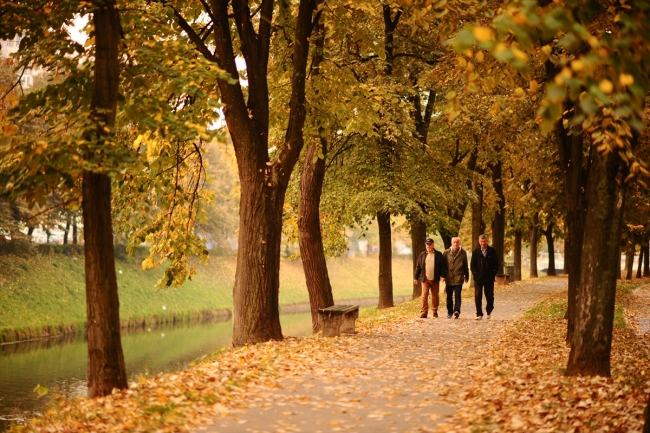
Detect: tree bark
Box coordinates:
(63, 212, 71, 245)
(297, 8, 333, 333)
(72, 216, 78, 245)
(643, 238, 650, 277)
(205, 0, 316, 346)
(471, 180, 484, 252)
(491, 160, 505, 272)
(411, 219, 426, 299)
(84, 0, 127, 398)
(514, 230, 522, 281)
(377, 210, 394, 309)
(298, 139, 334, 332)
(625, 242, 635, 281)
(637, 245, 644, 279)
(530, 212, 539, 278)
(565, 146, 628, 377)
(556, 101, 588, 345)
(542, 222, 556, 276)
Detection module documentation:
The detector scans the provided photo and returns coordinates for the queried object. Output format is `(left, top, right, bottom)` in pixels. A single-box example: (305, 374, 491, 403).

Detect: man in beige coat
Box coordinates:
(442, 237, 469, 319)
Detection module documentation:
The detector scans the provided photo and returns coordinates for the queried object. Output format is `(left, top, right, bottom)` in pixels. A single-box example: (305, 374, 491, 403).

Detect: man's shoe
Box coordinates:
(420, 314, 427, 318)
(433, 312, 438, 318)
(487, 314, 491, 319)
(454, 311, 459, 319)
(447, 314, 452, 318)
(475, 315, 482, 320)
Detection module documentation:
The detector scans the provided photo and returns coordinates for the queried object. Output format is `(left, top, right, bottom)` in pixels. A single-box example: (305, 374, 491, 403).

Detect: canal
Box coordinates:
(0, 312, 314, 432)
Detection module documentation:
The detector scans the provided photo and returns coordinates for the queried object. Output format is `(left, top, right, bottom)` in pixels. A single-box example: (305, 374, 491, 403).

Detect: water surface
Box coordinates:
(0, 312, 313, 432)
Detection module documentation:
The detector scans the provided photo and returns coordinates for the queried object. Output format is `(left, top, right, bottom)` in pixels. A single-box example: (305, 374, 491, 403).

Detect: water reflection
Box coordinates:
(0, 312, 313, 432)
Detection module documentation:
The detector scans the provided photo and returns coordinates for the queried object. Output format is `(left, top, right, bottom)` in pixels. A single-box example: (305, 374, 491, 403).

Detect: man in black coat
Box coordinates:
(470, 234, 499, 320)
(414, 238, 447, 318)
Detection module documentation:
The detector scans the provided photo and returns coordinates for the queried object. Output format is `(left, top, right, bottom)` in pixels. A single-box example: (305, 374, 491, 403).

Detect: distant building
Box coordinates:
(1, 36, 39, 89)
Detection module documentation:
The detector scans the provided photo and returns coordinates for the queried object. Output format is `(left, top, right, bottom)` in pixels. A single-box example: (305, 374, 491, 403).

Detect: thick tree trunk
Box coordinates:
(298, 139, 334, 333)
(542, 222, 556, 276)
(556, 103, 588, 345)
(491, 160, 505, 271)
(530, 213, 539, 278)
(471, 181, 484, 251)
(297, 11, 332, 333)
(411, 219, 426, 299)
(377, 210, 394, 309)
(208, 0, 316, 346)
(84, 0, 127, 398)
(625, 243, 635, 281)
(440, 233, 452, 250)
(565, 147, 627, 377)
(637, 246, 644, 279)
(514, 230, 522, 281)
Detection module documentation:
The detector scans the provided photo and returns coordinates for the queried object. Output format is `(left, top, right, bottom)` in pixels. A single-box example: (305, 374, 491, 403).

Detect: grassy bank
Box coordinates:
(0, 248, 415, 343)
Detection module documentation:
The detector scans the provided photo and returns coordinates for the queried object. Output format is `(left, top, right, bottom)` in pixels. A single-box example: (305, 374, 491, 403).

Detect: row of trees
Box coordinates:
(2, 1, 650, 426)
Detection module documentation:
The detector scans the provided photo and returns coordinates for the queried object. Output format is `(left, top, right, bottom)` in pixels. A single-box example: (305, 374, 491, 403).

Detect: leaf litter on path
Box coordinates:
(10, 278, 650, 432)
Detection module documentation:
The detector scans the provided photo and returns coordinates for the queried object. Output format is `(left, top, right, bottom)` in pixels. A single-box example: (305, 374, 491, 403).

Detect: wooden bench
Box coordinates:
(317, 305, 359, 337)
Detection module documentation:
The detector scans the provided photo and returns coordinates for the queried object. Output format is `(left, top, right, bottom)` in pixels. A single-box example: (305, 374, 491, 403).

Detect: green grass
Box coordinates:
(523, 278, 648, 328)
(0, 249, 416, 341)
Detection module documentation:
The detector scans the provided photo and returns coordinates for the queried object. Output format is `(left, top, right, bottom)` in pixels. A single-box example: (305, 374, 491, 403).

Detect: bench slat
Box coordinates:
(318, 305, 358, 315)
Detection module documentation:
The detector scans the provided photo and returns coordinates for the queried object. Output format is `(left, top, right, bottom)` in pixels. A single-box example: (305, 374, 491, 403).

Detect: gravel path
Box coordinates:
(197, 279, 567, 433)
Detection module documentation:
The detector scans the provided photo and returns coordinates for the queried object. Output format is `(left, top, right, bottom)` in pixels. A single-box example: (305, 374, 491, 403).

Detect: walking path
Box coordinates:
(199, 279, 567, 433)
(627, 283, 650, 341)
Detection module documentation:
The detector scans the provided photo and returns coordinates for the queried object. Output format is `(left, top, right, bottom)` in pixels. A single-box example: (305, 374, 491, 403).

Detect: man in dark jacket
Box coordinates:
(414, 238, 447, 318)
(443, 237, 469, 319)
(470, 234, 499, 320)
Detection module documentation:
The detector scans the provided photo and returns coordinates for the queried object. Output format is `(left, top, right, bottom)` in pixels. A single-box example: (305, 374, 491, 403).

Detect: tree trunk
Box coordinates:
(514, 230, 522, 281)
(84, 0, 127, 398)
(471, 181, 484, 251)
(637, 246, 644, 279)
(625, 243, 635, 281)
(553, 99, 589, 345)
(491, 160, 505, 271)
(72, 216, 78, 245)
(298, 139, 334, 333)
(440, 233, 452, 250)
(643, 394, 650, 433)
(206, 0, 316, 346)
(643, 239, 650, 277)
(565, 146, 628, 377)
(530, 213, 539, 278)
(411, 219, 426, 299)
(377, 210, 394, 309)
(542, 222, 556, 276)
(63, 212, 71, 245)
(297, 10, 333, 333)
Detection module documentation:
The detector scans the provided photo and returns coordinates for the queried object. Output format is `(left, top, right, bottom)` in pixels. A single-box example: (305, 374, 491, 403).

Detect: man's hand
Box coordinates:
(440, 277, 445, 283)
(413, 279, 418, 285)
(465, 278, 469, 283)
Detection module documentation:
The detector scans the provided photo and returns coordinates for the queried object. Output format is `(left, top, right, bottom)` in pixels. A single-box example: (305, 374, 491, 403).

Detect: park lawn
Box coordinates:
(0, 249, 415, 339)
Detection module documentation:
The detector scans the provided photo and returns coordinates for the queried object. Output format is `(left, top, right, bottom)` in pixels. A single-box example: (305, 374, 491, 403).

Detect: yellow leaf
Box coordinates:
(84, 36, 95, 48)
(473, 26, 494, 42)
(599, 79, 614, 94)
(475, 51, 485, 62)
(529, 80, 539, 93)
(619, 73, 634, 86)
